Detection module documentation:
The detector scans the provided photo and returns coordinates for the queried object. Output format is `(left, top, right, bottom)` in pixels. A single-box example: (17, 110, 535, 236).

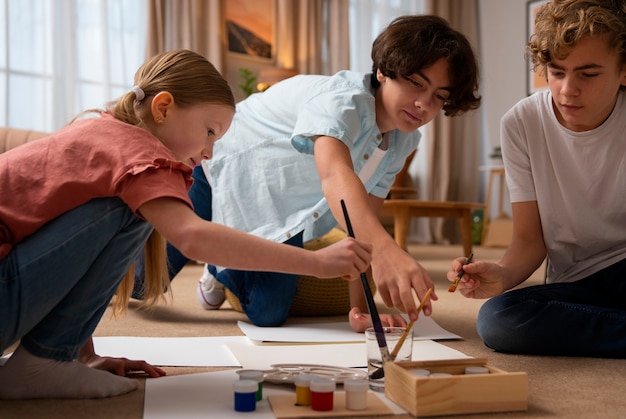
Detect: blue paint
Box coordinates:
(233, 380, 257, 412)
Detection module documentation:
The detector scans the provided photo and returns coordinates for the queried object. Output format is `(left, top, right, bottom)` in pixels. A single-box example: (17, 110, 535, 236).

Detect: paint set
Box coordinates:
(384, 357, 528, 417)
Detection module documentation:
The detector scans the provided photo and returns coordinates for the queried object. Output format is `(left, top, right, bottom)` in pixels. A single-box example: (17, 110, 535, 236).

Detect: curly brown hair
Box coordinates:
(370, 15, 481, 117)
(528, 0, 626, 88)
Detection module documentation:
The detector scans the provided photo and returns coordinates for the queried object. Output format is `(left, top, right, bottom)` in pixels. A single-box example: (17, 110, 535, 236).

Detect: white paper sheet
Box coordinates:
(225, 339, 469, 370)
(92, 336, 245, 367)
(237, 316, 460, 343)
(143, 369, 408, 419)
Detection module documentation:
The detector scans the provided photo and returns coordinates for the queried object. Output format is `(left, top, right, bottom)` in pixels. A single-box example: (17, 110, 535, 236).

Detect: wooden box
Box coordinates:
(384, 358, 528, 417)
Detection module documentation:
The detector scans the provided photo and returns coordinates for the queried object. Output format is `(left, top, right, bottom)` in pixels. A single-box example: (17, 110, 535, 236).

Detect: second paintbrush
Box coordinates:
(448, 253, 474, 292)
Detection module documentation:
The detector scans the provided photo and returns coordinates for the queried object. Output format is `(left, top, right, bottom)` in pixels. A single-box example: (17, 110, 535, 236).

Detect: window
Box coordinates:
(348, 0, 425, 73)
(0, 0, 146, 132)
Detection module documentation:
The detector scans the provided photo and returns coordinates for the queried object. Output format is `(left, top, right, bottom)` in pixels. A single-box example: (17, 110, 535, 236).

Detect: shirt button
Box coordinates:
(364, 154, 369, 160)
(376, 134, 382, 141)
(286, 232, 291, 239)
(313, 212, 319, 218)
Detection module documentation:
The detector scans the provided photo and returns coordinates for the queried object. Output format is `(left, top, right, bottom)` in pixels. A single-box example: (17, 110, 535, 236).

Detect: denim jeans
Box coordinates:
(132, 166, 210, 299)
(134, 165, 302, 326)
(477, 257, 626, 358)
(0, 198, 152, 361)
(207, 232, 303, 327)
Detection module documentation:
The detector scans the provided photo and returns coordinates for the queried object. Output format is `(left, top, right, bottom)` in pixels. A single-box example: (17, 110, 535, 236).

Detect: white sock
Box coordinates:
(0, 345, 138, 399)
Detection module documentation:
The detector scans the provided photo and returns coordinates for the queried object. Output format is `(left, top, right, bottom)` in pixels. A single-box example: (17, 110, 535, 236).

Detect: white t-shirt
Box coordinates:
(501, 90, 626, 283)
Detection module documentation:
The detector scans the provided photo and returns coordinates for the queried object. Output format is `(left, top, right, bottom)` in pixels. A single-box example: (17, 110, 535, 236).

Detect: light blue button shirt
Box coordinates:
(204, 70, 420, 243)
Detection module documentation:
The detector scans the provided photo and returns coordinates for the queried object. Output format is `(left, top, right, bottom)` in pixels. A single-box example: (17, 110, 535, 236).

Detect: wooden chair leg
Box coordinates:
(460, 210, 474, 256)
(393, 206, 410, 250)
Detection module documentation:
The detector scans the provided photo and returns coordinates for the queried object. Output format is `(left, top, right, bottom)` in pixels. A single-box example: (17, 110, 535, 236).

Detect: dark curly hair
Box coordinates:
(370, 15, 481, 117)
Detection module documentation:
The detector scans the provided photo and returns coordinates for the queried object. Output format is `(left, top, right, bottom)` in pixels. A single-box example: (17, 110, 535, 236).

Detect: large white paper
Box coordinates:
(92, 336, 245, 367)
(225, 339, 469, 370)
(144, 369, 408, 419)
(237, 316, 460, 343)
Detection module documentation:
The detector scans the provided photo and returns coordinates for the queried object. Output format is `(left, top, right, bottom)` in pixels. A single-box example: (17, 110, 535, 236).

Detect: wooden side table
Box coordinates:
(380, 200, 485, 256)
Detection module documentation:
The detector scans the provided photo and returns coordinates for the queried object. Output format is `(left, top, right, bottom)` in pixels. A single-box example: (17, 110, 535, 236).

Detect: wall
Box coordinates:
(477, 0, 531, 214)
(478, 0, 529, 157)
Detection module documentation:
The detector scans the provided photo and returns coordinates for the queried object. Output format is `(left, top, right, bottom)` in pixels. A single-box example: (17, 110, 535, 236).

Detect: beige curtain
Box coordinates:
(276, 0, 349, 75)
(146, 0, 225, 72)
(145, 0, 348, 80)
(423, 0, 481, 244)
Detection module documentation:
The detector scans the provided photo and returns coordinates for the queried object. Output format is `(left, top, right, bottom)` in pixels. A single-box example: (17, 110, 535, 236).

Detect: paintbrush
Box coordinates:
(339, 200, 392, 366)
(391, 287, 432, 360)
(448, 253, 474, 292)
(369, 287, 433, 380)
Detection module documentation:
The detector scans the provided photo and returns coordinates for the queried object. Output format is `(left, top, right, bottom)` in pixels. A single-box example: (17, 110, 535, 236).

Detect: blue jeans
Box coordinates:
(0, 198, 152, 361)
(477, 258, 626, 358)
(132, 166, 210, 299)
(134, 165, 301, 326)
(207, 232, 303, 327)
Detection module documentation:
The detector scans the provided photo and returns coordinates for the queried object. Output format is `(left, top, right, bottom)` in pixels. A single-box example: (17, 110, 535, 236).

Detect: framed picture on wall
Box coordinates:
(225, 0, 275, 63)
(526, 0, 549, 95)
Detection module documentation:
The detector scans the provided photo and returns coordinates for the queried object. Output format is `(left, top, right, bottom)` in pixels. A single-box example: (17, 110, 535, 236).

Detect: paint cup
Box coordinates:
(310, 377, 335, 411)
(465, 366, 490, 375)
(365, 326, 413, 392)
(344, 377, 369, 410)
(294, 373, 314, 406)
(233, 379, 257, 412)
(238, 369, 264, 401)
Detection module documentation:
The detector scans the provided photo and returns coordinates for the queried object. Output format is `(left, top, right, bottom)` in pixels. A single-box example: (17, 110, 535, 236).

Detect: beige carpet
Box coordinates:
(2, 244, 625, 418)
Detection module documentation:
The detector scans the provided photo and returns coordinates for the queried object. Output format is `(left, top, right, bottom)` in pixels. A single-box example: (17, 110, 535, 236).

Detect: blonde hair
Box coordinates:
(528, 0, 626, 88)
(95, 49, 235, 315)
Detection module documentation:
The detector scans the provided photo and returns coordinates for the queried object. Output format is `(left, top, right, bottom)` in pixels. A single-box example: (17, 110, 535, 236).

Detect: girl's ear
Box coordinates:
(151, 91, 174, 123)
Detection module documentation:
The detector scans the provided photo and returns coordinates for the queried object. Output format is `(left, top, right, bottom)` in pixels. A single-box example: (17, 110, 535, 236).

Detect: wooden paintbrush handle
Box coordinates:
(390, 288, 432, 360)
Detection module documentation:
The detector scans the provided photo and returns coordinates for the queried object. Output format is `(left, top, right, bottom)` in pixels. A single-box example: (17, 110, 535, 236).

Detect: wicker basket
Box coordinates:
(225, 228, 376, 316)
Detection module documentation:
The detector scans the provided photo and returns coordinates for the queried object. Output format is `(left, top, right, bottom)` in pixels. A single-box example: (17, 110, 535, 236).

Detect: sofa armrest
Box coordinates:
(0, 126, 49, 154)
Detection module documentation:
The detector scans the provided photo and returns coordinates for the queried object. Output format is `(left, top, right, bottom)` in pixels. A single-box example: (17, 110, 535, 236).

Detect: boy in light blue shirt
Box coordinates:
(166, 15, 481, 330)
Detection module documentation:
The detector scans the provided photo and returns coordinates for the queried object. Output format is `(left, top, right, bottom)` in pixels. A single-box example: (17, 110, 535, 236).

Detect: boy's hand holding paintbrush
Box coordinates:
(448, 253, 473, 292)
(447, 254, 512, 299)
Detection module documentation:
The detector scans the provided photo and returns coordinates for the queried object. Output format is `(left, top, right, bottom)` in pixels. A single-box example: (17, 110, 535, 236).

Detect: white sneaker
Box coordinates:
(196, 266, 226, 310)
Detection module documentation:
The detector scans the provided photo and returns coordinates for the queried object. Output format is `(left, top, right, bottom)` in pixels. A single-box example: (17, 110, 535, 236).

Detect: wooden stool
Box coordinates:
(380, 200, 485, 256)
(480, 166, 512, 247)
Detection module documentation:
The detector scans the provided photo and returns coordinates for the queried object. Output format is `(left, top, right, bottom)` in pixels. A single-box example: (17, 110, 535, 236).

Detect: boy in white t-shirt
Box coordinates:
(448, 0, 626, 358)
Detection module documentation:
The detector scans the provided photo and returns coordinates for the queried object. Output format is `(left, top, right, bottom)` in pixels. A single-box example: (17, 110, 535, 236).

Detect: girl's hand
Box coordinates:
(81, 354, 167, 378)
(315, 237, 372, 280)
(79, 338, 166, 378)
(447, 257, 505, 299)
(347, 307, 408, 332)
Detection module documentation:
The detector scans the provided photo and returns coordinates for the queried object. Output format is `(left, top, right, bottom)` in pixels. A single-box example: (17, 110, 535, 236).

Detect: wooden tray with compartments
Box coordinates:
(384, 358, 528, 417)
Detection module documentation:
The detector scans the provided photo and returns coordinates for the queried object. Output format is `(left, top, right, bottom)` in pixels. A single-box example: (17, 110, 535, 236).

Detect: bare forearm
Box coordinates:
(321, 173, 393, 251)
(498, 236, 547, 291)
(178, 222, 320, 276)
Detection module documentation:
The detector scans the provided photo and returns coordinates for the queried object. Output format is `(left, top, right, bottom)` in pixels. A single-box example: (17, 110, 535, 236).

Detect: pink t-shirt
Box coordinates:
(0, 113, 193, 260)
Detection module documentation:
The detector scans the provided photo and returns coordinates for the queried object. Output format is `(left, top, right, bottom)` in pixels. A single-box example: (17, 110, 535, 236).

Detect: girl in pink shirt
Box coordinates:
(0, 49, 371, 399)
